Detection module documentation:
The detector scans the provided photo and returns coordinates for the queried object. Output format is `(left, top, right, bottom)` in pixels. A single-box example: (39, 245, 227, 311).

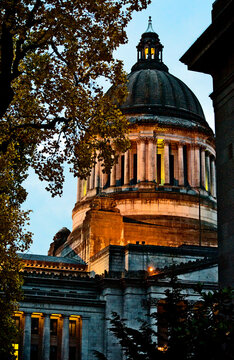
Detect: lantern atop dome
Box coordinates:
(132, 17, 168, 72)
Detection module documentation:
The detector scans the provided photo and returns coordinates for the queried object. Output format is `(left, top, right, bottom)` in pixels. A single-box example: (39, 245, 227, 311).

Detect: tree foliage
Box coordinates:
(94, 281, 234, 360)
(0, 0, 151, 193)
(0, 0, 151, 357)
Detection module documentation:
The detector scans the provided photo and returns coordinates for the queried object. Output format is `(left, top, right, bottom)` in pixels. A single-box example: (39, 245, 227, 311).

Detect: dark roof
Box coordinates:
(120, 68, 210, 129)
(18, 253, 86, 265)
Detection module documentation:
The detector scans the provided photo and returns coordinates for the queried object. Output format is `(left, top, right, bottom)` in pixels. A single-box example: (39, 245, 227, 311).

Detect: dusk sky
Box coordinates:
(23, 0, 214, 255)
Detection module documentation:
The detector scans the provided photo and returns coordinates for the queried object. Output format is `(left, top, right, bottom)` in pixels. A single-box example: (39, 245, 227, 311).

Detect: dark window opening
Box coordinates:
(183, 146, 188, 186)
(169, 154, 174, 185)
(121, 155, 125, 186)
(50, 319, 57, 336)
(50, 346, 57, 360)
(133, 154, 137, 184)
(31, 318, 39, 335)
(69, 347, 76, 360)
(157, 154, 161, 184)
(31, 344, 38, 360)
(69, 320, 76, 337)
(103, 174, 110, 189)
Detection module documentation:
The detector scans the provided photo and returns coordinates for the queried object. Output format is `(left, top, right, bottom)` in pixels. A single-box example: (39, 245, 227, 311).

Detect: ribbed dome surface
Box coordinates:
(120, 68, 207, 126)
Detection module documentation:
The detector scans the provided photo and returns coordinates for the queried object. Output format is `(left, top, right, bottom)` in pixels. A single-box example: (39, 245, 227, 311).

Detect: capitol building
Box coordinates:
(17, 18, 218, 360)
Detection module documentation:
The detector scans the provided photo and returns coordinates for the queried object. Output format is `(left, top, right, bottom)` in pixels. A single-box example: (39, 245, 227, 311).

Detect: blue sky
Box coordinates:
(23, 0, 214, 255)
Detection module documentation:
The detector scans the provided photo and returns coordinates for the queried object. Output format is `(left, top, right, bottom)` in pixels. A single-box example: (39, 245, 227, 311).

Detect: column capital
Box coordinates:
(178, 141, 186, 147)
(42, 313, 51, 318)
(164, 139, 170, 146)
(136, 136, 147, 144)
(194, 143, 201, 149)
(63, 314, 70, 319)
(24, 311, 32, 317)
(200, 144, 206, 151)
(148, 137, 157, 144)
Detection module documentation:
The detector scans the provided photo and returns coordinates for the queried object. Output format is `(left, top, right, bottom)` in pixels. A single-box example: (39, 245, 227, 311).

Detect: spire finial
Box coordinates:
(145, 16, 155, 33)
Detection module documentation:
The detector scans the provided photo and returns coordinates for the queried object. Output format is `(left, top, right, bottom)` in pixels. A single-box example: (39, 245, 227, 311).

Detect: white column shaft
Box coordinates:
(124, 151, 129, 185)
(61, 316, 70, 360)
(188, 145, 194, 187)
(206, 154, 211, 192)
(211, 158, 216, 197)
(110, 164, 116, 186)
(23, 313, 31, 360)
(178, 144, 184, 186)
(194, 145, 200, 187)
(94, 161, 100, 188)
(42, 314, 50, 360)
(147, 140, 156, 182)
(77, 178, 81, 202)
(137, 140, 146, 182)
(164, 142, 170, 184)
(201, 148, 206, 188)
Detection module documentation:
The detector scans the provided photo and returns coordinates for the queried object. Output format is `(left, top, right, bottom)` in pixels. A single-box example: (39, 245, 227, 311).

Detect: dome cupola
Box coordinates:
(133, 16, 168, 73)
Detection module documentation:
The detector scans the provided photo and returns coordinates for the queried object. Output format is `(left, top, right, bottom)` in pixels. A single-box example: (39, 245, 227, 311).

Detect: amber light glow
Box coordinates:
(158, 345, 168, 352)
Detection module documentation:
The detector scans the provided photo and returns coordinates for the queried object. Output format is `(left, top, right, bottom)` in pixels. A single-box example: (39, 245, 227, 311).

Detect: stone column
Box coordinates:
(129, 146, 134, 184)
(77, 178, 81, 202)
(102, 172, 109, 189)
(147, 138, 156, 182)
(200, 146, 206, 189)
(22, 312, 31, 360)
(115, 155, 121, 186)
(137, 138, 146, 182)
(42, 314, 50, 360)
(211, 157, 217, 198)
(89, 167, 94, 190)
(206, 153, 211, 192)
(188, 144, 194, 187)
(81, 317, 89, 360)
(164, 140, 170, 185)
(110, 164, 116, 186)
(194, 144, 201, 187)
(61, 315, 70, 360)
(94, 161, 100, 189)
(178, 142, 184, 186)
(124, 150, 129, 185)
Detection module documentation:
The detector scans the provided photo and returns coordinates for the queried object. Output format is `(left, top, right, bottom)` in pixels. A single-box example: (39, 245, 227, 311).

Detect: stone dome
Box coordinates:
(116, 17, 211, 132)
(121, 66, 206, 125)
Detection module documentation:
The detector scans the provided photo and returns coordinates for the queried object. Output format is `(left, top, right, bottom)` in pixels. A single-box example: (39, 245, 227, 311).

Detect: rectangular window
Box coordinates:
(50, 346, 57, 360)
(133, 154, 137, 184)
(50, 319, 58, 336)
(121, 155, 125, 186)
(69, 320, 76, 337)
(183, 145, 188, 186)
(157, 154, 161, 184)
(30, 344, 38, 360)
(69, 347, 76, 360)
(31, 318, 39, 335)
(169, 154, 174, 185)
